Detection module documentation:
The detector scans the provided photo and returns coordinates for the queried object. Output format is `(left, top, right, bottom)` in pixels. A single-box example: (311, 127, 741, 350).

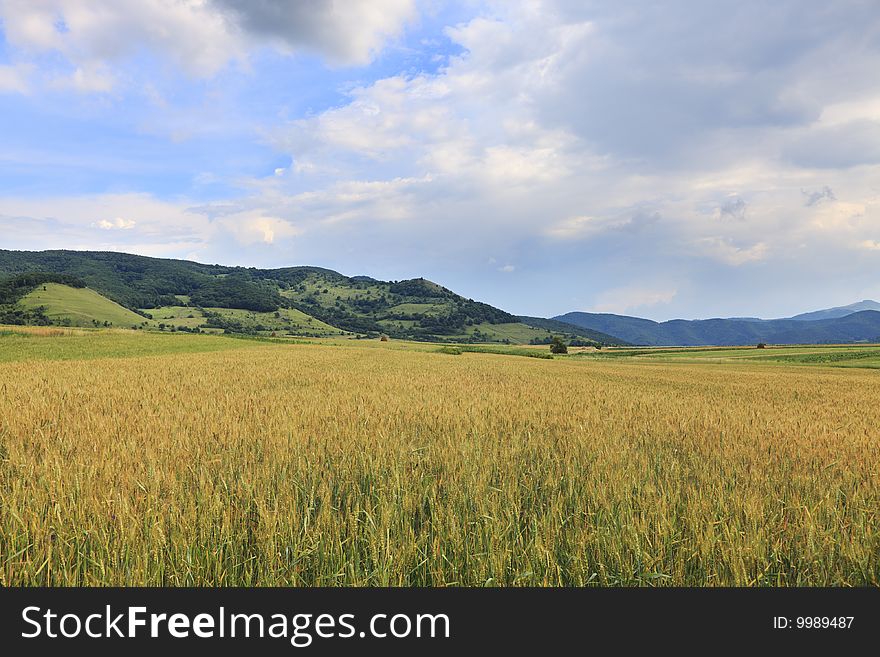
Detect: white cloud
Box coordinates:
(696, 237, 768, 266)
(498, 264, 515, 273)
(594, 286, 677, 315)
(214, 212, 300, 246)
(3, 2, 880, 319)
(93, 217, 136, 230)
(0, 0, 241, 80)
(0, 0, 416, 91)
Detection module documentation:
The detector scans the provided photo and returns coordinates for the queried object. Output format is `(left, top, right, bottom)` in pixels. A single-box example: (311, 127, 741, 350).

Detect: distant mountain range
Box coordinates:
(555, 303, 880, 346)
(788, 300, 880, 321)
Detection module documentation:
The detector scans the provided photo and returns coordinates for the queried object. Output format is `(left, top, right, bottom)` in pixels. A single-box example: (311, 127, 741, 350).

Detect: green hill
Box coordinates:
(0, 249, 621, 344)
(18, 284, 148, 328)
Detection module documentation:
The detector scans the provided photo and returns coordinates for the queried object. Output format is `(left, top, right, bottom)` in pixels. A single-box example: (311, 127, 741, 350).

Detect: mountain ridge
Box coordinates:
(555, 308, 880, 346)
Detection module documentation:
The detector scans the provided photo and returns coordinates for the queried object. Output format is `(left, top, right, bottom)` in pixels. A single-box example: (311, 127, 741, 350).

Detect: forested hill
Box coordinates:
(0, 249, 622, 344)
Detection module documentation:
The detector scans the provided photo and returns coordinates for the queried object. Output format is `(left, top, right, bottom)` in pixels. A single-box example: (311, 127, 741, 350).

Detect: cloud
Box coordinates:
(802, 185, 836, 207)
(696, 237, 768, 266)
(784, 120, 880, 169)
(1, 194, 209, 255)
(0, 0, 416, 92)
(214, 212, 301, 246)
(593, 286, 677, 315)
(93, 217, 136, 230)
(3, 1, 880, 320)
(498, 264, 515, 273)
(0, 0, 241, 80)
(212, 0, 416, 66)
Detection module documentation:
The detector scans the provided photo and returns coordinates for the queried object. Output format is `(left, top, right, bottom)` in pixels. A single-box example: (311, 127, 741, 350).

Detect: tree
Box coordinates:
(550, 336, 568, 354)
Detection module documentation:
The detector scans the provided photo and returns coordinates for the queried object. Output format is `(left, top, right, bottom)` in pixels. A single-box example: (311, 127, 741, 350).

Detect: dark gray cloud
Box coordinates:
(211, 0, 414, 64)
(535, 1, 880, 164)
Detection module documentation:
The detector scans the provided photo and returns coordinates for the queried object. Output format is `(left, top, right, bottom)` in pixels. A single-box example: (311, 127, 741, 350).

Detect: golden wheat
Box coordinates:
(0, 340, 878, 585)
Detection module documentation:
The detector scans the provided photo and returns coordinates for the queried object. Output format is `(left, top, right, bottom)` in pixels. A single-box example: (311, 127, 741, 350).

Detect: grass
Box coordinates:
(0, 330, 877, 586)
(139, 305, 344, 336)
(142, 305, 207, 329)
(206, 307, 345, 336)
(19, 284, 147, 328)
(459, 322, 559, 344)
(441, 344, 554, 359)
(0, 326, 256, 362)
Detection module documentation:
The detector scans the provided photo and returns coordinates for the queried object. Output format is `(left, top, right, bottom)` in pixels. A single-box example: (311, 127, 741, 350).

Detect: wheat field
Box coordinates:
(0, 331, 878, 586)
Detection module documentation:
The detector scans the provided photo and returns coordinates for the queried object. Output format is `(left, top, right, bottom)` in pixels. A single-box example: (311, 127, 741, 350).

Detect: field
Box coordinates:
(0, 330, 878, 586)
(577, 344, 880, 369)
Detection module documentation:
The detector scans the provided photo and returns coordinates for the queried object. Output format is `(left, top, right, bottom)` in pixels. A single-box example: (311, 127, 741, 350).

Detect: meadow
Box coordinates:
(0, 328, 878, 586)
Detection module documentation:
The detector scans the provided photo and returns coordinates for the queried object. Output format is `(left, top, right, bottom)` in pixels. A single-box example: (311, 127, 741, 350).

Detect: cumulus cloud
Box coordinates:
(3, 1, 880, 319)
(212, 0, 416, 66)
(0, 0, 240, 80)
(0, 0, 416, 89)
(213, 212, 300, 246)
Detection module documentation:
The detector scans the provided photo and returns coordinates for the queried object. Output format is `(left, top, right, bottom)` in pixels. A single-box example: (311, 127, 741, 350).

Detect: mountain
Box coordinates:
(554, 309, 880, 346)
(788, 300, 880, 321)
(0, 249, 619, 345)
(517, 316, 629, 345)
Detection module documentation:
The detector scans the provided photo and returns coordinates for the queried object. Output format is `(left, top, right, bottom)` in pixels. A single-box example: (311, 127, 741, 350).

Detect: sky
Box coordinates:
(1, 1, 880, 320)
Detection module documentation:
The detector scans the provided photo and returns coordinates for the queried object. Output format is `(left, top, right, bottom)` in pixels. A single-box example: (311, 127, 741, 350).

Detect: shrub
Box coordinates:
(550, 336, 568, 354)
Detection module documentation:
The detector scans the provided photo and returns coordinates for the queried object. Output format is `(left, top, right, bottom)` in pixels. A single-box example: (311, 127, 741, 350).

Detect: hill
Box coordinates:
(19, 283, 149, 328)
(555, 310, 880, 346)
(0, 249, 617, 344)
(517, 316, 629, 345)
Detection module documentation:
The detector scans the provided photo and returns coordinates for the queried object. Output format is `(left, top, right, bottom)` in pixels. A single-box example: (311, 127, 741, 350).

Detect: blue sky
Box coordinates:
(2, 1, 880, 320)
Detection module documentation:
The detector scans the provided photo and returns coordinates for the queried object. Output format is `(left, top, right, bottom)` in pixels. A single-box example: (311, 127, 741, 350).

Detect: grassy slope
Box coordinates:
(19, 284, 148, 328)
(143, 305, 207, 328)
(205, 307, 345, 336)
(140, 305, 343, 335)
